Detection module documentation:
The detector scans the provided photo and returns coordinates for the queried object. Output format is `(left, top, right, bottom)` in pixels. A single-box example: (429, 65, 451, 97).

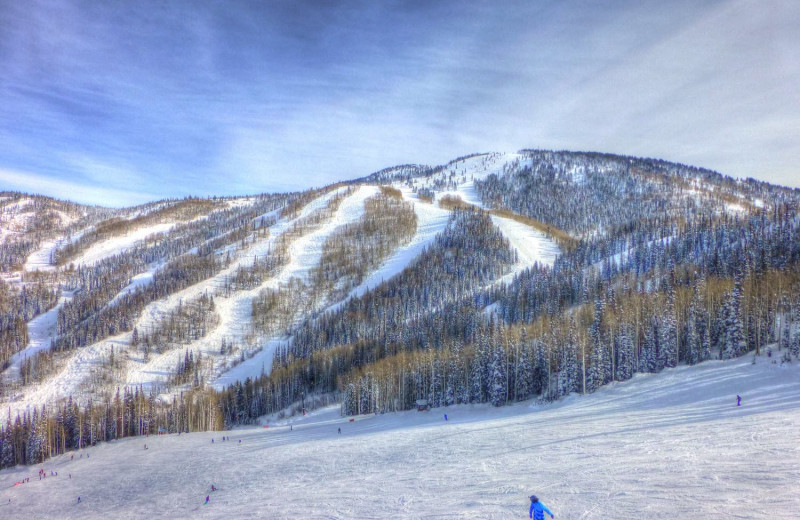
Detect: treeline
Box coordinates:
(339, 267, 800, 414)
(0, 386, 222, 468)
(0, 277, 60, 370)
(136, 292, 219, 359)
(205, 207, 519, 426)
(0, 193, 104, 271)
(309, 187, 417, 305)
(53, 198, 218, 265)
(52, 193, 290, 352)
(473, 150, 796, 236)
(288, 207, 516, 360)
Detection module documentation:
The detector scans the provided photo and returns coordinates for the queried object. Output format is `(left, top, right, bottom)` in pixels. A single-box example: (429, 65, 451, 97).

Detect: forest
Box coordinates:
(1, 150, 799, 468)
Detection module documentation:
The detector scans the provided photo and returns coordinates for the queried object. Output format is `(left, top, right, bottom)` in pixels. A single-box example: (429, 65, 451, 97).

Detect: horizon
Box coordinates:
(1, 0, 799, 206)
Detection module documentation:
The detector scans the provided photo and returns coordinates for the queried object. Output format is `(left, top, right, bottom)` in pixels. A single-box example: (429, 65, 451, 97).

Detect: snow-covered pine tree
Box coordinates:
(489, 342, 507, 406)
(615, 324, 635, 381)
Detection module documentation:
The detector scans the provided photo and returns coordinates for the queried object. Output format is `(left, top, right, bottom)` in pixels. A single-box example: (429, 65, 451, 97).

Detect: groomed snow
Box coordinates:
(2, 352, 797, 519)
(330, 188, 451, 307)
(2, 293, 72, 381)
(70, 223, 176, 267)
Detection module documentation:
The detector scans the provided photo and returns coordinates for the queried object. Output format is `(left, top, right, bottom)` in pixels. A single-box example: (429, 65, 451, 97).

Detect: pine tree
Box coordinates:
(615, 324, 635, 381)
(489, 343, 507, 407)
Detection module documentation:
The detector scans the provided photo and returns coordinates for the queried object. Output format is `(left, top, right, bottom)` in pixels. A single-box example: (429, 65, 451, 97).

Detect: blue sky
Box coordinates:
(1, 0, 798, 206)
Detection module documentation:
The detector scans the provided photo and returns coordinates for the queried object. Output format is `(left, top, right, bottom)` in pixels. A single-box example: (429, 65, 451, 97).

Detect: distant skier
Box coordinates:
(77, 497, 81, 504)
(211, 484, 217, 492)
(529, 495, 554, 520)
(737, 395, 741, 406)
(338, 427, 341, 434)
(205, 495, 210, 505)
(444, 414, 448, 421)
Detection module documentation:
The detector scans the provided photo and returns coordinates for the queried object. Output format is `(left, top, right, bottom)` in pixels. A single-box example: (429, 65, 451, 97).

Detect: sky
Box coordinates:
(0, 0, 798, 206)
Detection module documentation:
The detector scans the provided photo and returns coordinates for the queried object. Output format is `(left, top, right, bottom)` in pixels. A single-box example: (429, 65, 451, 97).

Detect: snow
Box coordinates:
(2, 352, 797, 519)
(1, 293, 72, 381)
(489, 214, 559, 272)
(70, 223, 176, 267)
(23, 228, 90, 272)
(331, 188, 451, 306)
(23, 238, 62, 272)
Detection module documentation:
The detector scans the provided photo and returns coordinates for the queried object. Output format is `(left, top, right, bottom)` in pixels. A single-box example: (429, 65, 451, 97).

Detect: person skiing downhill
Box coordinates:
(529, 495, 554, 519)
(737, 395, 741, 406)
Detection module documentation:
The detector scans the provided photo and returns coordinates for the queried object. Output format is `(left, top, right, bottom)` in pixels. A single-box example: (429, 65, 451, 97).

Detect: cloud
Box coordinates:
(0, 0, 798, 206)
(0, 167, 159, 207)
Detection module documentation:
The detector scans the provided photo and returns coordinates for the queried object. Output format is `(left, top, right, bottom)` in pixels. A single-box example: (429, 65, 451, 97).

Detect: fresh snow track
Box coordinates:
(212, 186, 384, 387)
(2, 352, 797, 519)
(2, 292, 72, 381)
(215, 188, 450, 387)
(328, 188, 451, 309)
(69, 223, 177, 267)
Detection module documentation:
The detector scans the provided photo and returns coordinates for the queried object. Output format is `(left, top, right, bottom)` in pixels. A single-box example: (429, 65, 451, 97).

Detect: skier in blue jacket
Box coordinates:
(529, 495, 554, 519)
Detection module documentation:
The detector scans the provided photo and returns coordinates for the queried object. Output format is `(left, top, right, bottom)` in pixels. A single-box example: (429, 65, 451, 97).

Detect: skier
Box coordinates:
(205, 495, 210, 505)
(737, 395, 741, 406)
(78, 497, 81, 504)
(444, 414, 448, 421)
(211, 484, 217, 492)
(529, 495, 554, 520)
(337, 427, 341, 434)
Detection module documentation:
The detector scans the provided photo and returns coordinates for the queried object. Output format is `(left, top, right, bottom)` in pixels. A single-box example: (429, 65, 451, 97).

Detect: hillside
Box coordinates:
(1, 352, 797, 519)
(0, 149, 799, 471)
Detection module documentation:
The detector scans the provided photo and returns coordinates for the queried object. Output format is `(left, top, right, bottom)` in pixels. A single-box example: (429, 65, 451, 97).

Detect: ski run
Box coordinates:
(2, 352, 797, 519)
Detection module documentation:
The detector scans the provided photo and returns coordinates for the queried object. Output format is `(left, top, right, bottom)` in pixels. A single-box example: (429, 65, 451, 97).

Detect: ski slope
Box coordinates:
(3, 352, 797, 519)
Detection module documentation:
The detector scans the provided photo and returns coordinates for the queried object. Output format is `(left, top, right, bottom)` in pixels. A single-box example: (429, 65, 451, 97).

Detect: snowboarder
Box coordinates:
(529, 495, 554, 520)
(737, 395, 741, 406)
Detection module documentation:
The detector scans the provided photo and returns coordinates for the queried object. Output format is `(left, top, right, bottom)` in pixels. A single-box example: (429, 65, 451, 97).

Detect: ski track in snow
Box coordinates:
(70, 223, 177, 267)
(5, 155, 559, 411)
(2, 293, 72, 381)
(3, 188, 356, 412)
(2, 353, 797, 519)
(124, 186, 375, 387)
(126, 186, 369, 388)
(212, 186, 382, 387)
(218, 189, 452, 387)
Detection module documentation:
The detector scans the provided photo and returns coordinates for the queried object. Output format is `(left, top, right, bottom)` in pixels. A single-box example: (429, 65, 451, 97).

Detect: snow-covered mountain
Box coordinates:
(0, 149, 799, 473)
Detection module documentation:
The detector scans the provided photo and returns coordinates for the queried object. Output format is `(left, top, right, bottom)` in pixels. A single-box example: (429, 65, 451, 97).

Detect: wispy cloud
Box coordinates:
(0, 0, 798, 206)
(0, 167, 159, 207)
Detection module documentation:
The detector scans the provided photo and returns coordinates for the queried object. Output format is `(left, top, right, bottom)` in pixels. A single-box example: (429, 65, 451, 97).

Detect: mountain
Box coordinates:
(0, 150, 798, 469)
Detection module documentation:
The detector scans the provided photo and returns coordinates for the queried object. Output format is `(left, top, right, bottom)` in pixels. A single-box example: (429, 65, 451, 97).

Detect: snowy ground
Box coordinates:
(3, 352, 797, 519)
